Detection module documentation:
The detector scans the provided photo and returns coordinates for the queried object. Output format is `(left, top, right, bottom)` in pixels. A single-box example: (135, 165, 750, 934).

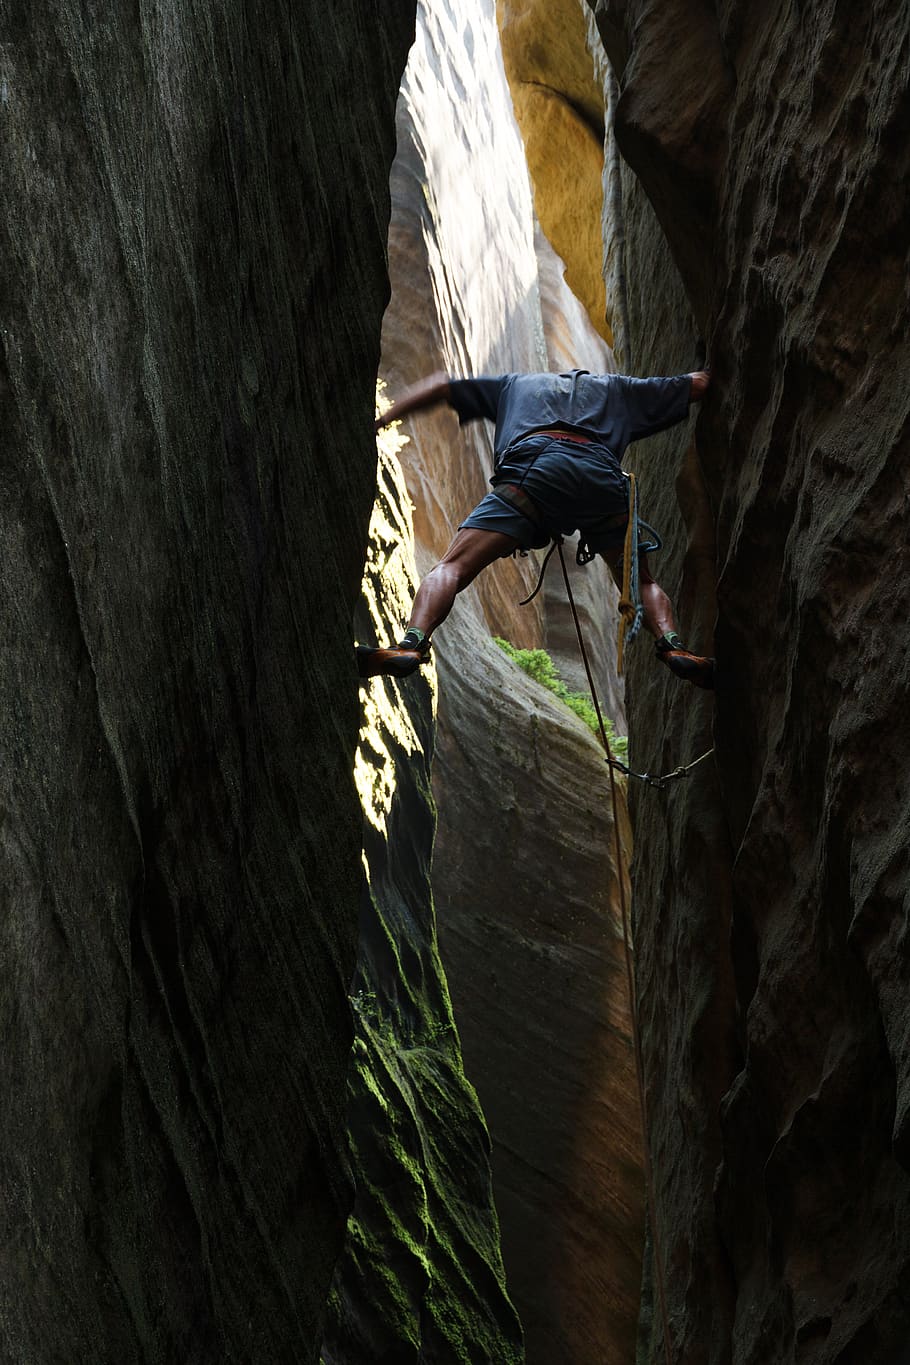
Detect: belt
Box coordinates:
(495, 482, 628, 533)
(533, 427, 595, 445)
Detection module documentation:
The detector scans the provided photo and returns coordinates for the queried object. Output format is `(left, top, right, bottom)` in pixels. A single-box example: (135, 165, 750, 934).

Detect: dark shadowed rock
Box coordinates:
(587, 1, 910, 1360)
(0, 5, 414, 1361)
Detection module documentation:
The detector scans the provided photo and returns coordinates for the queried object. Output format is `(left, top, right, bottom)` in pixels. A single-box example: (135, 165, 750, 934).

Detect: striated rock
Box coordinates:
(0, 6, 414, 1361)
(324, 424, 522, 1365)
(432, 627, 641, 1365)
(380, 0, 550, 649)
(587, 2, 910, 1361)
(593, 0, 732, 327)
(376, 2, 644, 1360)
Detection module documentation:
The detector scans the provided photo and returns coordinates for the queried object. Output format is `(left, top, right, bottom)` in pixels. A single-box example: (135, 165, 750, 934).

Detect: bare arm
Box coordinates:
(688, 368, 711, 402)
(375, 371, 451, 431)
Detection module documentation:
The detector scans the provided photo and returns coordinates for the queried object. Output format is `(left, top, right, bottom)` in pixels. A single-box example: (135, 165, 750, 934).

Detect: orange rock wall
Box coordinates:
(497, 0, 612, 343)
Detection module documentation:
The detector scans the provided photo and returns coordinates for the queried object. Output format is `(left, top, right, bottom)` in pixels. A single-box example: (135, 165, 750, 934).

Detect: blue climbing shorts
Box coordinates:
(459, 432, 633, 554)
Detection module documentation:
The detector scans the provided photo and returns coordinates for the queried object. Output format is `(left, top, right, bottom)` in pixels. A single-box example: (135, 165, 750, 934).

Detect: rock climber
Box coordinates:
(357, 366, 714, 688)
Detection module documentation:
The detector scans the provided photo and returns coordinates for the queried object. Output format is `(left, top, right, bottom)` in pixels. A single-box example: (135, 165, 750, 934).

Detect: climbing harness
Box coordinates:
(508, 467, 711, 788)
(492, 480, 545, 535)
(492, 431, 632, 606)
(509, 470, 662, 672)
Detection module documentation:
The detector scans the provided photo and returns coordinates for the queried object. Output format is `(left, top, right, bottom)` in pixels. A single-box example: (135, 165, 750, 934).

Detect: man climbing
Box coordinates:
(357, 366, 714, 688)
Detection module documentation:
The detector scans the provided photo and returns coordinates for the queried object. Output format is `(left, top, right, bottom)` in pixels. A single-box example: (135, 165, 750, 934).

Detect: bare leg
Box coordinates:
(408, 527, 519, 636)
(600, 546, 714, 688)
(357, 526, 520, 679)
(602, 547, 677, 639)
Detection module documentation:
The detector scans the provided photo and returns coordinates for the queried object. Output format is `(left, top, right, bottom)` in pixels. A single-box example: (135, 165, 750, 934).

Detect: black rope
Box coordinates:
(518, 539, 559, 606)
(608, 745, 714, 791)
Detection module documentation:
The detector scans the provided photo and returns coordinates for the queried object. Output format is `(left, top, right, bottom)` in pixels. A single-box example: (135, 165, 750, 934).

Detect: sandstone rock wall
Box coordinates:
(0, 7, 414, 1361)
(375, 2, 643, 1361)
(324, 424, 523, 1364)
(497, 0, 611, 344)
(586, 3, 910, 1361)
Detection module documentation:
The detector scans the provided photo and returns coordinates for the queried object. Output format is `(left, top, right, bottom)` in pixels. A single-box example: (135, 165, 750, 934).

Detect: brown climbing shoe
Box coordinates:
(655, 636, 715, 690)
(356, 642, 430, 680)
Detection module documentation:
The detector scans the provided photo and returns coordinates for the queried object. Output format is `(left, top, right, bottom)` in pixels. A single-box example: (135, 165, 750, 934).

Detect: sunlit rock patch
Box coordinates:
(324, 411, 522, 1364)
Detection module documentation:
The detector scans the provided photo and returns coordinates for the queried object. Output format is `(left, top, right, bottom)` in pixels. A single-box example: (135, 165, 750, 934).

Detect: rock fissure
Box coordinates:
(335, 4, 646, 1361)
(7, 1, 908, 1362)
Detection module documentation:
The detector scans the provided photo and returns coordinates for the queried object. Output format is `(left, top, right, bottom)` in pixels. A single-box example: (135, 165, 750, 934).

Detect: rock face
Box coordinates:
(497, 0, 611, 344)
(0, 7, 414, 1361)
(433, 649, 641, 1365)
(375, 2, 645, 1362)
(323, 423, 523, 1365)
(585, 3, 910, 1361)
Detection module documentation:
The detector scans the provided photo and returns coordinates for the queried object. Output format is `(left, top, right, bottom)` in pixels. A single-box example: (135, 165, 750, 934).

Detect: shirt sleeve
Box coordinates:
(619, 374, 691, 441)
(447, 375, 508, 425)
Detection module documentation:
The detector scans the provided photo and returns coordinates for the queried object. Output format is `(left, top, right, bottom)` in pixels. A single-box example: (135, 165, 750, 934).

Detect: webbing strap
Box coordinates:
(616, 473, 643, 676)
(494, 481, 544, 528)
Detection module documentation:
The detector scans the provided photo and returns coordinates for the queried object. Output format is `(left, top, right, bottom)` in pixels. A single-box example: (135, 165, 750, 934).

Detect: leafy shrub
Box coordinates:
(493, 638, 628, 762)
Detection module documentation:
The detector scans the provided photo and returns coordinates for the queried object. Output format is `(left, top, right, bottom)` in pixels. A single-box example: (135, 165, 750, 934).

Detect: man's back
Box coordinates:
(448, 368, 691, 462)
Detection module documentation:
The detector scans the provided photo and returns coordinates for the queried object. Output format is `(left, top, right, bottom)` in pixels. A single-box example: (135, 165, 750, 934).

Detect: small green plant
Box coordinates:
(493, 637, 628, 762)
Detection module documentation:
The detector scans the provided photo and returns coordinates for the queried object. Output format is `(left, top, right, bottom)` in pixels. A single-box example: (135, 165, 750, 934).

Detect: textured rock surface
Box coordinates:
(587, 2, 910, 1361)
(376, 3, 643, 1361)
(323, 425, 522, 1365)
(0, 7, 414, 1361)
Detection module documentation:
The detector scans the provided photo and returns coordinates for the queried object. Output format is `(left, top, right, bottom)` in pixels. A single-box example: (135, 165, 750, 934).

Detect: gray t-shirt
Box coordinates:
(448, 369, 691, 464)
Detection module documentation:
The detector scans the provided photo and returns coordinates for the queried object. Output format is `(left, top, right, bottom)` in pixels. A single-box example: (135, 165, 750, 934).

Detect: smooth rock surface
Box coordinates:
(432, 640, 641, 1365)
(587, 2, 910, 1361)
(0, 6, 414, 1361)
(497, 0, 611, 344)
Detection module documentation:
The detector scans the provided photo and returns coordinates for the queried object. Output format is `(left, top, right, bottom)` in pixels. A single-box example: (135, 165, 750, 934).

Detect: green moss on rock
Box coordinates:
(322, 430, 523, 1364)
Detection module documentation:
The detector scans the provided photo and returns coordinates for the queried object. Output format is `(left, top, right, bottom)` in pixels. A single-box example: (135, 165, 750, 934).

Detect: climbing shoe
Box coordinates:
(655, 634, 715, 690)
(356, 634, 431, 680)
